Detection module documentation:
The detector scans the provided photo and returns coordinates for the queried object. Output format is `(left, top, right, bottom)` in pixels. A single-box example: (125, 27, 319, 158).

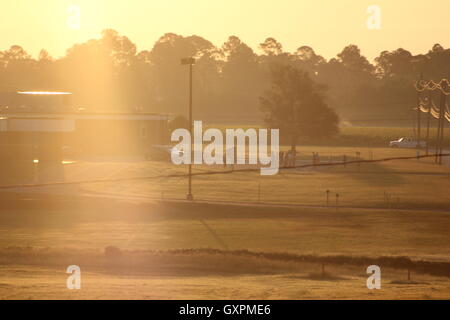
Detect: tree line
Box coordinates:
(0, 29, 449, 124)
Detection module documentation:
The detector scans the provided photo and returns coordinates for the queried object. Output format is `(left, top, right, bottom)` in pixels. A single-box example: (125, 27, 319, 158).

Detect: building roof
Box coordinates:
(0, 112, 170, 121)
(17, 91, 72, 95)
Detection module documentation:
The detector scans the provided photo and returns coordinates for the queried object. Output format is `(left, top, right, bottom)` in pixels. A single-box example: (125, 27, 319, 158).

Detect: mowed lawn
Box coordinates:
(2, 264, 450, 300)
(1, 198, 450, 299)
(0, 145, 449, 299)
(1, 197, 449, 260)
(49, 145, 450, 211)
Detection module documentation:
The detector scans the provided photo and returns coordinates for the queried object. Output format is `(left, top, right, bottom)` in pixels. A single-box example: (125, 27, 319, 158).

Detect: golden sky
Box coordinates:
(2, 0, 449, 61)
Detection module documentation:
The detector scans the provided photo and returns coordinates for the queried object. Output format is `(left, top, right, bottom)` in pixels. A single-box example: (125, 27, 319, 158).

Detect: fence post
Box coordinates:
(326, 190, 330, 207)
(258, 182, 261, 203)
(335, 193, 339, 211)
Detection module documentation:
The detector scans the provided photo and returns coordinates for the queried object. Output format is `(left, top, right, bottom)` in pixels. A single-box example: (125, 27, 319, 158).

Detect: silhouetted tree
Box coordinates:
(1, 31, 449, 125)
(260, 64, 339, 149)
(259, 37, 283, 56)
(375, 48, 414, 79)
(148, 33, 220, 116)
(219, 36, 263, 119)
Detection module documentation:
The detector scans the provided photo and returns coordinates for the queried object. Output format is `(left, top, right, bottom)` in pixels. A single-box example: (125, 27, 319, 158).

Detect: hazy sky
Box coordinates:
(1, 0, 449, 61)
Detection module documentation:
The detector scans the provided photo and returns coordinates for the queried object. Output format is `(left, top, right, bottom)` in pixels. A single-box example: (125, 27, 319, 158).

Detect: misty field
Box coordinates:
(51, 145, 450, 211)
(0, 195, 450, 299)
(0, 142, 449, 299)
(204, 125, 450, 147)
(2, 262, 449, 300)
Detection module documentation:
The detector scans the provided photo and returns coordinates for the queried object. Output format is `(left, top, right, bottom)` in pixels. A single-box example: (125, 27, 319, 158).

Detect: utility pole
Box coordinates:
(181, 57, 196, 200)
(425, 90, 432, 155)
(435, 87, 442, 164)
(438, 80, 448, 164)
(417, 74, 423, 148)
(435, 80, 445, 164)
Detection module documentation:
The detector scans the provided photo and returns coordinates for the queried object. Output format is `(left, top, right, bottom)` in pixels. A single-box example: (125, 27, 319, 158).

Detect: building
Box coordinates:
(0, 91, 170, 183)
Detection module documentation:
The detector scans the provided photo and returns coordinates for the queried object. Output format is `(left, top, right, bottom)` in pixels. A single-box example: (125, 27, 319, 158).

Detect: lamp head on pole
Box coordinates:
(181, 57, 196, 65)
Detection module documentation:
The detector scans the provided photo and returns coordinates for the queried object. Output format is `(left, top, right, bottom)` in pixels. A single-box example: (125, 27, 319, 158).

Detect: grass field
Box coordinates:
(2, 259, 449, 300)
(203, 124, 450, 147)
(49, 146, 449, 211)
(0, 196, 450, 299)
(3, 264, 449, 300)
(1, 198, 450, 259)
(331, 126, 450, 147)
(0, 137, 449, 299)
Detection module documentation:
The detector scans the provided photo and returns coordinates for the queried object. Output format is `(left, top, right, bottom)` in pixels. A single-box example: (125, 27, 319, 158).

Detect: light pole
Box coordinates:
(181, 57, 195, 200)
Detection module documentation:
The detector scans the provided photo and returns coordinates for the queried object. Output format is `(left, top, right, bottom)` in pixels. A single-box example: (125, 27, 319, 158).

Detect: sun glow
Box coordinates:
(1, 0, 449, 60)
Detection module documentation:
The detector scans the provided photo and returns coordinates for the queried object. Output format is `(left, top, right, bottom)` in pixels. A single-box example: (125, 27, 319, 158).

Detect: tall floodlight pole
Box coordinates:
(181, 57, 196, 200)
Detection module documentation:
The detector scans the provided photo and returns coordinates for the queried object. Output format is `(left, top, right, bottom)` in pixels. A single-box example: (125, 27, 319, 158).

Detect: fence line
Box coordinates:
(0, 153, 449, 190)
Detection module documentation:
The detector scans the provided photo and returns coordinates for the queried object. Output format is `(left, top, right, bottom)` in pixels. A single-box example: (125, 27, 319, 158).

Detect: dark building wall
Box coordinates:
(0, 117, 169, 158)
(0, 132, 66, 160)
(70, 118, 168, 156)
(0, 140, 36, 185)
(0, 132, 67, 185)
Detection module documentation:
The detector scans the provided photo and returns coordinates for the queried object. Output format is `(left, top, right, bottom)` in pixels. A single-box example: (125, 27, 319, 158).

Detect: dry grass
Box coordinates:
(1, 198, 449, 261)
(2, 247, 449, 278)
(44, 146, 449, 211)
(1, 145, 448, 211)
(0, 247, 304, 276)
(0, 139, 449, 299)
(0, 196, 449, 299)
(1, 262, 449, 300)
(302, 271, 347, 281)
(1, 246, 450, 300)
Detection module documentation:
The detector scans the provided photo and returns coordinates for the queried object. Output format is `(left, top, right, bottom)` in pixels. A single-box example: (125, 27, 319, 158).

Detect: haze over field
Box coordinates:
(1, 0, 449, 301)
